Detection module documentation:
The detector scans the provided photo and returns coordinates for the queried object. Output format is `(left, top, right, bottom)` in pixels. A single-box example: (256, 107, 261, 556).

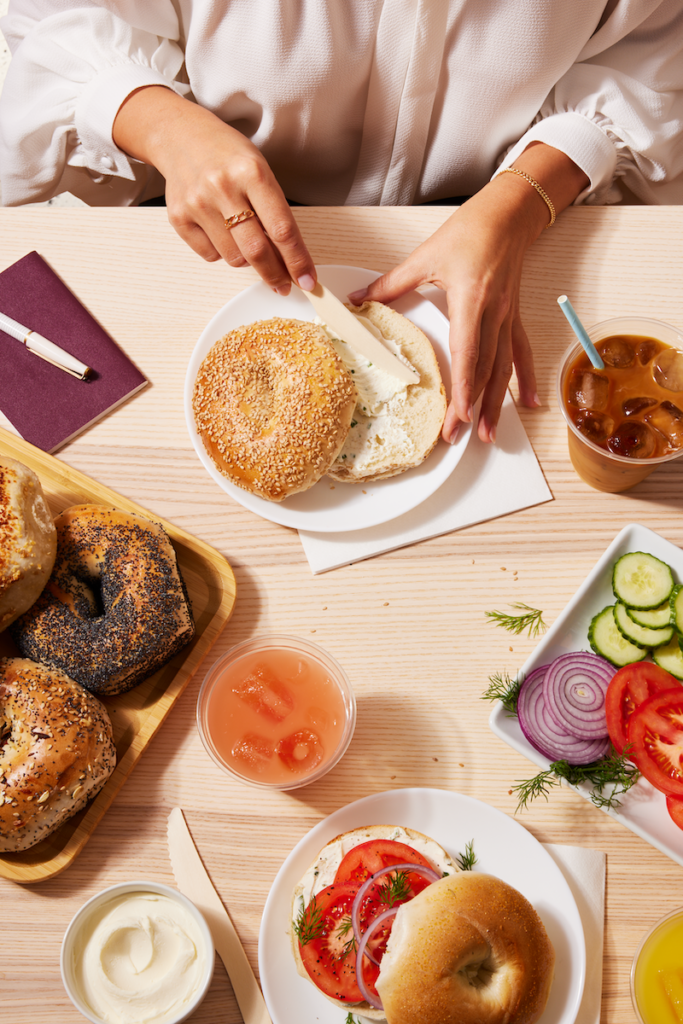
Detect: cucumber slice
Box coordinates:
(612, 551, 675, 610)
(588, 605, 648, 667)
(627, 601, 672, 628)
(614, 601, 674, 648)
(671, 585, 683, 635)
(653, 636, 683, 680)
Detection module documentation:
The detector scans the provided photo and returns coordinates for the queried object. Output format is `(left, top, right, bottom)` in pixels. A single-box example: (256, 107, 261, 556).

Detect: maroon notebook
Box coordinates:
(0, 251, 147, 453)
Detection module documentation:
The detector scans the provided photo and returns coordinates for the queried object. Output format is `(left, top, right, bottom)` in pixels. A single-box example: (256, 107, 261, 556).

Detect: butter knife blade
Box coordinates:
(167, 808, 272, 1024)
(299, 282, 420, 384)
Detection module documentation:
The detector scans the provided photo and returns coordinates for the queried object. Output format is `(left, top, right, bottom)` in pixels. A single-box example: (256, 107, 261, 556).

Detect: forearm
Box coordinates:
(112, 85, 226, 175)
(487, 141, 590, 241)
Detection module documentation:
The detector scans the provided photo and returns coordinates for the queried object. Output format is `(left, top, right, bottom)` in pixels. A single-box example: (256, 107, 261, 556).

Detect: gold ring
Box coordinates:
(224, 209, 255, 230)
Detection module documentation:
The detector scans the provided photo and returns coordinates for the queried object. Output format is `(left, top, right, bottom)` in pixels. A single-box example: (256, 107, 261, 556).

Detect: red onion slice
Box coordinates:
(543, 652, 613, 739)
(355, 907, 398, 1010)
(350, 862, 441, 965)
(517, 662, 611, 764)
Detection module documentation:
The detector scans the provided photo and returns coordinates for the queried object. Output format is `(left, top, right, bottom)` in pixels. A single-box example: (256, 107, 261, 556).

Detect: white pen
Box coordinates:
(0, 309, 92, 380)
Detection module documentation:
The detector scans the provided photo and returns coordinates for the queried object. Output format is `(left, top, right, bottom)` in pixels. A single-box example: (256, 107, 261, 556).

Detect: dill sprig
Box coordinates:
(345, 1015, 363, 1024)
(293, 897, 324, 946)
(335, 916, 357, 960)
(482, 669, 524, 714)
(486, 603, 547, 637)
(512, 750, 640, 813)
(378, 869, 412, 907)
(455, 840, 477, 871)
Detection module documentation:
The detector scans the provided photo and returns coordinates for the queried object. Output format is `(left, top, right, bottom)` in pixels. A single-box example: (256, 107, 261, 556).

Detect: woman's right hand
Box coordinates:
(113, 85, 316, 295)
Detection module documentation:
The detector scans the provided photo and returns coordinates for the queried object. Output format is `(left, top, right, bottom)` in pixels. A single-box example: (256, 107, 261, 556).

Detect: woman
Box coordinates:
(1, 0, 682, 443)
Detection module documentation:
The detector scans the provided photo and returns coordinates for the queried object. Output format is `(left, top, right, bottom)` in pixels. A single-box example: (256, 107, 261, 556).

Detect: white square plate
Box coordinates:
(490, 523, 683, 866)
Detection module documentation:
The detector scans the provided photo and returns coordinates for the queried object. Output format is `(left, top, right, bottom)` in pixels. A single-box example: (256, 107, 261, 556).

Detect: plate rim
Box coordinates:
(258, 786, 586, 1024)
(183, 265, 471, 532)
(489, 521, 683, 867)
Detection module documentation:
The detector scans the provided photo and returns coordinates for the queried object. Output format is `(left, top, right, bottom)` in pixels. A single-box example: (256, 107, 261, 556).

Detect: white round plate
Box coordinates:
(184, 265, 471, 532)
(258, 788, 586, 1024)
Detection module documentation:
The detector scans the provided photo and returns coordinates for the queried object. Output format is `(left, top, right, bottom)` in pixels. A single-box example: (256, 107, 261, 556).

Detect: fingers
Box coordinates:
(510, 309, 540, 408)
(348, 254, 428, 306)
(167, 149, 317, 292)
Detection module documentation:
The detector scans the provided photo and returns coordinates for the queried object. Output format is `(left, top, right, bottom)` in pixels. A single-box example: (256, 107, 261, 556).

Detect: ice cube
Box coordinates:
(232, 664, 294, 723)
(231, 732, 274, 771)
(600, 335, 634, 368)
(646, 401, 683, 447)
(276, 728, 324, 772)
(654, 348, 683, 392)
(574, 410, 614, 444)
(607, 421, 657, 459)
(622, 396, 657, 417)
(286, 658, 311, 686)
(637, 339, 659, 365)
(567, 370, 609, 411)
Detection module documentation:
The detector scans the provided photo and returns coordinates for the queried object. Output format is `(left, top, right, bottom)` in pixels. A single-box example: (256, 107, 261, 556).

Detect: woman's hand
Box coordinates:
(113, 86, 316, 295)
(349, 144, 589, 444)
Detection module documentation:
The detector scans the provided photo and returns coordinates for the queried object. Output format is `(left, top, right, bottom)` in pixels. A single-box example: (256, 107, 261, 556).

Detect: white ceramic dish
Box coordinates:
(61, 880, 215, 1024)
(490, 522, 683, 867)
(258, 787, 586, 1024)
(184, 265, 471, 532)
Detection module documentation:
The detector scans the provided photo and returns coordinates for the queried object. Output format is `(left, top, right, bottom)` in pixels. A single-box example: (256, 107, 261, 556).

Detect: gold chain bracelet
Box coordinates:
(499, 168, 556, 228)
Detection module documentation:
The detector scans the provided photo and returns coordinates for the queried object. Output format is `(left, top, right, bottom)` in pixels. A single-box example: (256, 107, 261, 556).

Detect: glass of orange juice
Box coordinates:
(631, 908, 683, 1024)
(196, 635, 356, 789)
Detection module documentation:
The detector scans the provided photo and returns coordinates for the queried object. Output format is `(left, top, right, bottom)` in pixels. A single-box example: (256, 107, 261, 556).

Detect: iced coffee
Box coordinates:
(557, 316, 683, 492)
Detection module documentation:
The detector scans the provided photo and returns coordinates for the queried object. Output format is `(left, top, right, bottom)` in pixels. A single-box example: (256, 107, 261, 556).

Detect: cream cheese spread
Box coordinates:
(72, 892, 207, 1024)
(316, 316, 418, 473)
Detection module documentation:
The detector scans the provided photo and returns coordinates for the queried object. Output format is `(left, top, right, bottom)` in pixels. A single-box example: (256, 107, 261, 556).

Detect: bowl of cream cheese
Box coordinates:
(60, 881, 215, 1024)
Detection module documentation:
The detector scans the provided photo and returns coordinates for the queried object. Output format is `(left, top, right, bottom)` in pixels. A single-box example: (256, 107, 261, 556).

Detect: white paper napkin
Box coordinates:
(299, 391, 552, 573)
(543, 843, 606, 1024)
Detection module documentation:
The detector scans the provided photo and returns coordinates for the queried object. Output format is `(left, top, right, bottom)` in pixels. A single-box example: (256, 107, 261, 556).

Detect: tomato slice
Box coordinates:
(335, 839, 436, 885)
(628, 687, 683, 795)
(605, 663, 680, 754)
(667, 794, 683, 832)
(297, 881, 379, 1004)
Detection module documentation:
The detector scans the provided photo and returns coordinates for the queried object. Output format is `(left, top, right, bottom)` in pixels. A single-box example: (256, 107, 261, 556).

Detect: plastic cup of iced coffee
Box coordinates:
(557, 316, 683, 492)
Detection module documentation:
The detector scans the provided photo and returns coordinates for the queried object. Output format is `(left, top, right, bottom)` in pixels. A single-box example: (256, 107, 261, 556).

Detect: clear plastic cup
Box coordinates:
(630, 907, 683, 1024)
(557, 316, 683, 492)
(196, 634, 356, 790)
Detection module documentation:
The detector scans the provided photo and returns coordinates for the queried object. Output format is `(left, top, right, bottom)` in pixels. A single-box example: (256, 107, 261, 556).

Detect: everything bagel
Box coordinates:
(0, 658, 116, 852)
(11, 505, 195, 695)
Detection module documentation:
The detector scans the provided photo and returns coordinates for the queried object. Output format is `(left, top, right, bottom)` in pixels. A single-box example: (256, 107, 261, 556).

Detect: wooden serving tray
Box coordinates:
(0, 428, 237, 883)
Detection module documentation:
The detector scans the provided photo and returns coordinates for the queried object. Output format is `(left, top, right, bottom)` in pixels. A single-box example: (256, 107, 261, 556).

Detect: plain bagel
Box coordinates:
(0, 658, 116, 852)
(376, 872, 555, 1024)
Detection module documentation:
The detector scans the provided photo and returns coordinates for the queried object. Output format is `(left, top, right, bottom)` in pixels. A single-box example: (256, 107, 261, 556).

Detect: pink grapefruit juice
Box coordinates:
(203, 646, 348, 785)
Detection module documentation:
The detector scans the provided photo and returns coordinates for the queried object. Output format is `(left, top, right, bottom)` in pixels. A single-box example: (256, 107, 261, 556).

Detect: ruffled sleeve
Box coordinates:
(0, 1, 189, 206)
(496, 0, 683, 205)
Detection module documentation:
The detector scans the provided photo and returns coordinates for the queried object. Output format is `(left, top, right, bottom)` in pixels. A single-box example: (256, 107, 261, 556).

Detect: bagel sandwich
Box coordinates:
(290, 825, 555, 1024)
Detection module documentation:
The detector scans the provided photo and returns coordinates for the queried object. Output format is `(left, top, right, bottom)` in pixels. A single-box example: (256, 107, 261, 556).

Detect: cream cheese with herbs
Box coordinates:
(316, 316, 418, 473)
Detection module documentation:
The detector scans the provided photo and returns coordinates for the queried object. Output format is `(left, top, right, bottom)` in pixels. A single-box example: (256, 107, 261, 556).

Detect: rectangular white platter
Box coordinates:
(490, 522, 683, 867)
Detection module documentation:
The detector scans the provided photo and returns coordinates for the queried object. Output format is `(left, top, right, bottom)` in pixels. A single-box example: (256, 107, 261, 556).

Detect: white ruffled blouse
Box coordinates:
(1, 0, 682, 207)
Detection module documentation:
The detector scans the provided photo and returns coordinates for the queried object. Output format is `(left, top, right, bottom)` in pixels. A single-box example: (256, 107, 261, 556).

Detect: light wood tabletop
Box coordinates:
(1, 205, 683, 1024)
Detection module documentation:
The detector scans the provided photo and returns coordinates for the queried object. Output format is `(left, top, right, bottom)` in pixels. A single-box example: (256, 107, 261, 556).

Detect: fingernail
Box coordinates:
(448, 425, 460, 445)
(533, 392, 542, 407)
(465, 404, 474, 423)
(277, 285, 291, 296)
(297, 274, 315, 292)
(348, 288, 367, 304)
(489, 424, 497, 444)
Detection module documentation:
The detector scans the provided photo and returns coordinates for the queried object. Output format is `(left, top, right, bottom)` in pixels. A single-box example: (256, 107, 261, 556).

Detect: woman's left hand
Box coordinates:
(349, 144, 589, 444)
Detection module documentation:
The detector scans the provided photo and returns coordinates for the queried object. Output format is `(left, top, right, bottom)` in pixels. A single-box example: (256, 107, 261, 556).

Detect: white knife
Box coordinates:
(167, 808, 273, 1024)
(297, 281, 420, 384)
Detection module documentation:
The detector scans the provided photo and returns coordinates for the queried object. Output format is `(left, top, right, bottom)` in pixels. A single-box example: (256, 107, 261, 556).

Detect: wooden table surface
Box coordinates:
(2, 205, 683, 1024)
